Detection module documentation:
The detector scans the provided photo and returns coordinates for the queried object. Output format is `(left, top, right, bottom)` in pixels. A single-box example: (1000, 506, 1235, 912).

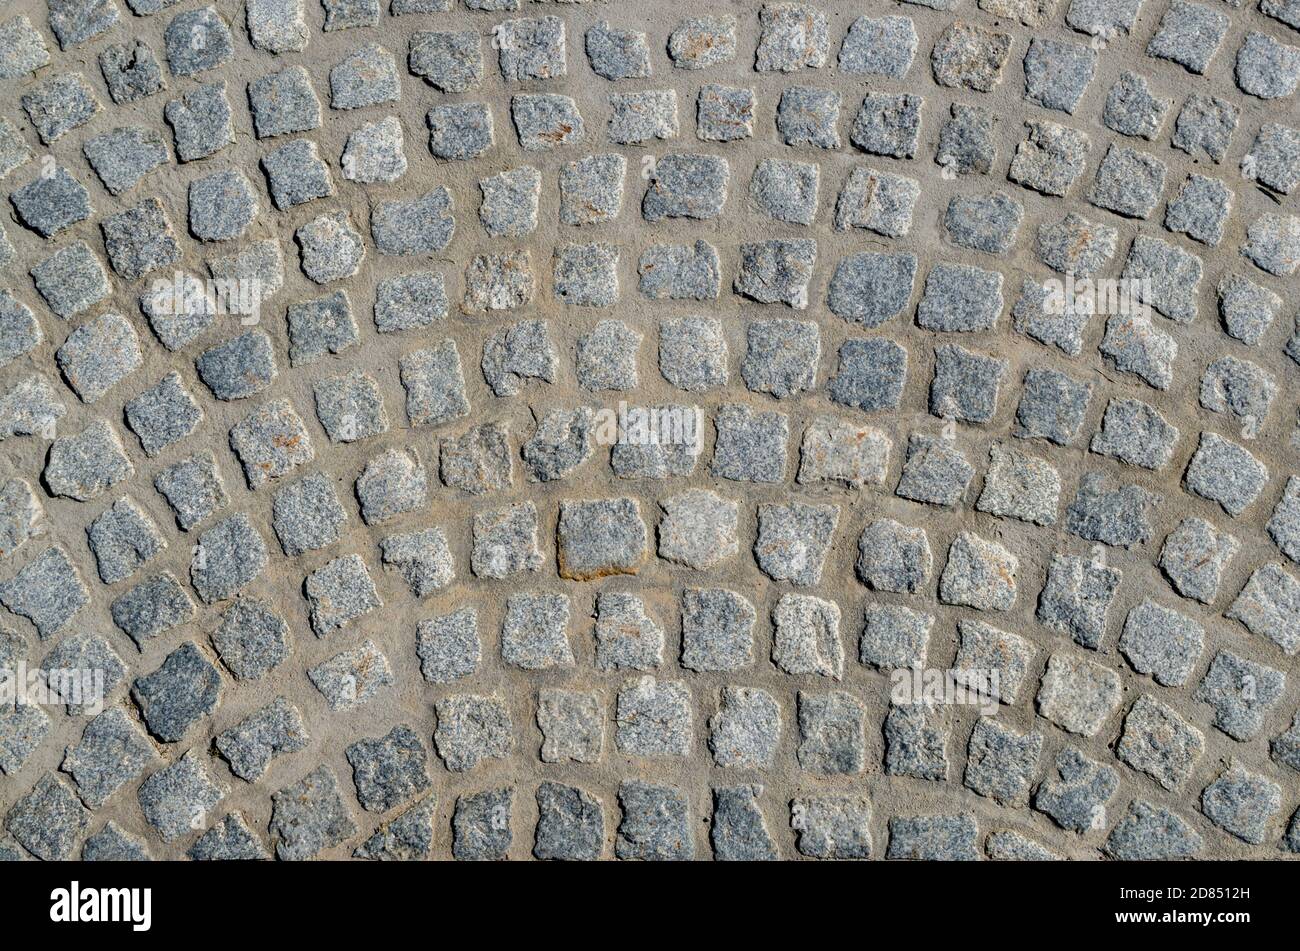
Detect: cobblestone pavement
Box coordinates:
(1, 0, 1299, 861)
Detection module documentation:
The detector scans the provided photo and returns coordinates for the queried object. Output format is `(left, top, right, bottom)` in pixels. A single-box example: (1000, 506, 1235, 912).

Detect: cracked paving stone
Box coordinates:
(850, 93, 921, 159)
(1235, 31, 1300, 100)
(410, 30, 482, 92)
(246, 0, 308, 54)
(953, 619, 1034, 704)
(1089, 145, 1166, 219)
(502, 591, 573, 669)
(931, 22, 1011, 91)
(1243, 213, 1300, 277)
(883, 703, 949, 779)
(21, 74, 100, 145)
(263, 139, 333, 208)
(5, 775, 89, 860)
(938, 104, 998, 180)
(856, 519, 931, 593)
(608, 90, 678, 145)
(535, 782, 603, 861)
(1147, 0, 1228, 74)
(211, 599, 289, 682)
(215, 698, 308, 781)
(827, 252, 916, 328)
(440, 423, 512, 496)
(165, 82, 232, 162)
(712, 785, 776, 861)
(188, 813, 268, 860)
(1218, 275, 1279, 345)
(83, 127, 166, 197)
(465, 253, 534, 315)
(137, 749, 226, 843)
(754, 501, 837, 586)
(708, 686, 780, 769)
(797, 690, 864, 774)
(0, 547, 88, 638)
(657, 489, 738, 570)
(1227, 563, 1300, 654)
(593, 593, 663, 672)
(1103, 71, 1169, 140)
(1122, 235, 1202, 323)
(1118, 694, 1204, 789)
(1034, 747, 1119, 832)
(537, 689, 602, 765)
(643, 153, 728, 221)
(975, 443, 1060, 526)
(62, 708, 158, 808)
(11, 166, 91, 239)
(797, 416, 890, 489)
(939, 531, 1019, 610)
(616, 780, 691, 861)
(1193, 650, 1284, 741)
(522, 409, 591, 483)
(658, 316, 726, 391)
(511, 94, 583, 152)
(1009, 121, 1090, 197)
(346, 725, 431, 814)
(1037, 553, 1121, 650)
(774, 86, 838, 149)
(680, 588, 755, 672)
(131, 642, 221, 743)
(83, 822, 151, 861)
(229, 399, 314, 490)
(1066, 471, 1158, 547)
(698, 84, 756, 143)
(330, 44, 399, 111)
(771, 594, 842, 678)
(1036, 652, 1122, 736)
(86, 496, 166, 585)
(271, 472, 346, 557)
(269, 766, 356, 860)
(471, 501, 542, 578)
(304, 554, 380, 637)
(308, 640, 393, 712)
(1023, 39, 1095, 114)
(1099, 312, 1176, 390)
(734, 239, 815, 308)
(452, 788, 512, 862)
(371, 189, 455, 256)
(750, 159, 818, 225)
(790, 795, 873, 862)
(163, 7, 233, 77)
(56, 312, 141, 404)
(434, 694, 512, 772)
(249, 66, 321, 139)
(154, 452, 227, 531)
(964, 719, 1042, 806)
(1165, 175, 1232, 247)
(353, 797, 436, 861)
